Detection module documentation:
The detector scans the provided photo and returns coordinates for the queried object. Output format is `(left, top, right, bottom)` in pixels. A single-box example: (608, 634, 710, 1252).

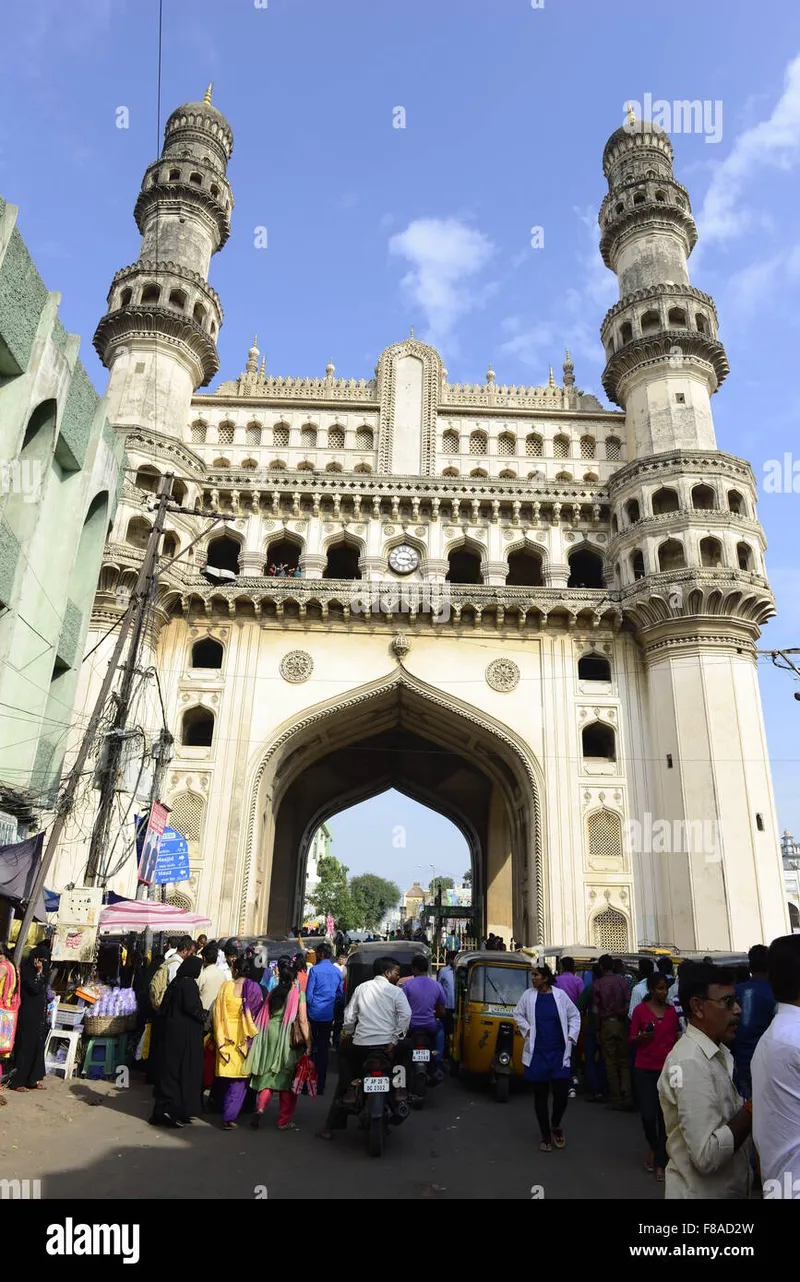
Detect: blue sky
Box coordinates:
(3, 0, 800, 887)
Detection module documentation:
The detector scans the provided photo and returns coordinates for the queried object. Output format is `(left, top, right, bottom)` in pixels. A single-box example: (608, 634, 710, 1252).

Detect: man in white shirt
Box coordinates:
(628, 958, 655, 1018)
(166, 935, 193, 983)
(752, 934, 800, 1197)
(317, 956, 411, 1140)
(197, 941, 226, 1012)
(658, 961, 752, 1199)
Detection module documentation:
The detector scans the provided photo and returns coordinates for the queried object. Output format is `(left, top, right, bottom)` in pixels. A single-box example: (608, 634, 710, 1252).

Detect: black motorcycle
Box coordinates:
(407, 1026, 446, 1109)
(349, 1045, 411, 1157)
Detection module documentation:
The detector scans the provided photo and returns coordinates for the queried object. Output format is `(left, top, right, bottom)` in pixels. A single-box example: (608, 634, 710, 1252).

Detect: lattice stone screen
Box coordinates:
(273, 425, 290, 447)
(355, 427, 374, 450)
(580, 436, 596, 459)
(526, 434, 543, 457)
(469, 432, 487, 455)
(166, 890, 193, 911)
(246, 425, 262, 445)
(587, 809, 623, 861)
(328, 426, 345, 448)
(218, 423, 235, 445)
(169, 792, 205, 843)
(553, 435, 570, 458)
(498, 434, 516, 456)
(301, 427, 317, 447)
(442, 430, 459, 453)
(592, 906, 629, 951)
(606, 436, 621, 461)
(190, 422, 207, 444)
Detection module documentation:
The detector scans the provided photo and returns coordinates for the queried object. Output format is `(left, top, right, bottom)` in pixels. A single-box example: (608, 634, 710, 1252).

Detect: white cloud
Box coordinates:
(388, 217, 495, 349)
(699, 52, 800, 245)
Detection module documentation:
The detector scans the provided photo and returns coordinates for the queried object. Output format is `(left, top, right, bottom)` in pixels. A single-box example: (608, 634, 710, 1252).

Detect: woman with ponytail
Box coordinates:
(246, 958, 310, 1131)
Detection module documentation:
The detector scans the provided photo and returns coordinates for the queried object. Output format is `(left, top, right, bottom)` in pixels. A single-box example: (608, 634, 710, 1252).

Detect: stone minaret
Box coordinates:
(600, 115, 787, 949)
(93, 85, 233, 435)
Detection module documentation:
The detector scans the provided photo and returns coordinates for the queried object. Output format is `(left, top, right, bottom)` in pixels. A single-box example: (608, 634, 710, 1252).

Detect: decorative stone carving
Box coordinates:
(391, 631, 410, 659)
(486, 658, 520, 692)
(279, 650, 314, 683)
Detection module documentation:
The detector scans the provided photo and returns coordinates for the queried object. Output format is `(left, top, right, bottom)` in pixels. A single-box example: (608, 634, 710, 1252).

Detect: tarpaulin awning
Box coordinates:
(98, 899, 212, 932)
(0, 834, 47, 923)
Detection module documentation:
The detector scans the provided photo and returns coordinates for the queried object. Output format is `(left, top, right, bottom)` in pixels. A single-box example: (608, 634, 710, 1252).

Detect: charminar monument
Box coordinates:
(53, 90, 789, 951)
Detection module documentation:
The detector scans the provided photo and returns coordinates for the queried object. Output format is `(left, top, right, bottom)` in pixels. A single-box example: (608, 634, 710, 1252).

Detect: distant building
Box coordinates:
(781, 830, 800, 932)
(0, 195, 123, 833)
(303, 821, 332, 921)
(404, 882, 426, 921)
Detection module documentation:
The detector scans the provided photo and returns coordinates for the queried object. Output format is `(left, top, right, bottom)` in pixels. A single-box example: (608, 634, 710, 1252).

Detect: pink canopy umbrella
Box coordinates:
(98, 899, 212, 932)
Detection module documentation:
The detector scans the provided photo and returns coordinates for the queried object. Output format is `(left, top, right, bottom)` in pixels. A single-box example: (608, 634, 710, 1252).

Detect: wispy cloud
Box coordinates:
(388, 217, 495, 351)
(699, 52, 800, 246)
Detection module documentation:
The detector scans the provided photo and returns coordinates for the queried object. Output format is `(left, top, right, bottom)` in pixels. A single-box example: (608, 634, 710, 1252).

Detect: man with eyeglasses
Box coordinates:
(657, 962, 752, 1199)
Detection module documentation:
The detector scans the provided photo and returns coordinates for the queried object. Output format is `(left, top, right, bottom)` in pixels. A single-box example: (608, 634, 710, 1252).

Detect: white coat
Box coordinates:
(513, 986, 581, 1069)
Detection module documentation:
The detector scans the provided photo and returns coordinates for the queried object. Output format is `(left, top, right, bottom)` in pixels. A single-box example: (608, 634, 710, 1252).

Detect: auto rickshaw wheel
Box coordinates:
(494, 1073, 510, 1104)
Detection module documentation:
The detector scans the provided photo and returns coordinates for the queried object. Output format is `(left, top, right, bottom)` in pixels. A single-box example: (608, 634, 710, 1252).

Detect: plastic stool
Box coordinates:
(45, 1029, 83, 1081)
(81, 1035, 127, 1080)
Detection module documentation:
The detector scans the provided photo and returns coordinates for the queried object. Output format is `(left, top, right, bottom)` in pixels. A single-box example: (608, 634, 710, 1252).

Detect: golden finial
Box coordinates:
(253, 334, 258, 348)
(548, 365, 555, 388)
(565, 348, 571, 361)
(410, 326, 415, 339)
(626, 102, 635, 126)
(259, 357, 266, 377)
(203, 82, 214, 105)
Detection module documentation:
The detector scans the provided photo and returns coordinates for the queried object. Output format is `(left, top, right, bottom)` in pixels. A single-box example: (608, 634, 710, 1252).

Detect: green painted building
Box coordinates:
(0, 196, 124, 830)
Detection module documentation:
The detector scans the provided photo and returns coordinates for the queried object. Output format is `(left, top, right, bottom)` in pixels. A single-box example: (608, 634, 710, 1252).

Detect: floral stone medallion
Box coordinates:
(279, 650, 314, 683)
(485, 657, 520, 692)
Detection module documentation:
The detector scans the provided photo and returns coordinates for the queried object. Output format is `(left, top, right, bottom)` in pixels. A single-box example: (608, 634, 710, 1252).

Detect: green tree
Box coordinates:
(462, 869, 472, 887)
(309, 855, 356, 930)
(349, 873, 402, 930)
(429, 875, 455, 896)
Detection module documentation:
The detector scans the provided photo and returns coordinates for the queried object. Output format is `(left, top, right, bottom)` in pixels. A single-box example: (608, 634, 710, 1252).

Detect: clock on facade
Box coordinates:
(388, 544, 420, 575)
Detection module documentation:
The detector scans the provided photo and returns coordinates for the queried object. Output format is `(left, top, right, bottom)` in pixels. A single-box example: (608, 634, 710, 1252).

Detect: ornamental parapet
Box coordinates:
(602, 332, 729, 405)
(93, 306, 220, 385)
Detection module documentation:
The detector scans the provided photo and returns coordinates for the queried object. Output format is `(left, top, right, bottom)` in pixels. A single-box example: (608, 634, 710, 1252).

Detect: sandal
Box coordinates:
(316, 1129, 333, 1141)
(539, 1141, 553, 1152)
(222, 1121, 237, 1131)
(552, 1128, 565, 1149)
(278, 1121, 299, 1131)
(655, 1167, 665, 1183)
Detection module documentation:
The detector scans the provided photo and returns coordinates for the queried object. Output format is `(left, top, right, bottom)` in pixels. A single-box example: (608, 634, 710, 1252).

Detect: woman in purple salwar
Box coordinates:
(212, 953, 264, 1129)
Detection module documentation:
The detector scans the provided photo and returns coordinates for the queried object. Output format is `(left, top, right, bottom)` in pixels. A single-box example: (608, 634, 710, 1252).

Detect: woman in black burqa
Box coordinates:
(150, 955, 205, 1127)
(12, 944, 51, 1091)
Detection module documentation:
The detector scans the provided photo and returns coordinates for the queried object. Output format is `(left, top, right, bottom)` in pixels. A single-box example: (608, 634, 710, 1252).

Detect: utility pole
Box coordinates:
(12, 477, 173, 967)
(85, 476, 173, 888)
(134, 727, 174, 902)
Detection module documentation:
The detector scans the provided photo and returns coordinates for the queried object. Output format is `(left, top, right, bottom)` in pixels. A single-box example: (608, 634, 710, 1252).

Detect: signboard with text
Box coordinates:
(154, 828, 190, 885)
(136, 802, 169, 886)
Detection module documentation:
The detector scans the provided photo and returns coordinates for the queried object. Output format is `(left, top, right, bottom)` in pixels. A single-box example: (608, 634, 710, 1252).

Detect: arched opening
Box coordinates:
(162, 532, 179, 559)
(567, 548, 604, 589)
(217, 422, 235, 446)
(506, 548, 543, 587)
(620, 321, 633, 345)
(328, 426, 345, 449)
(4, 398, 58, 547)
(355, 426, 374, 451)
(582, 721, 616, 762)
(737, 542, 755, 572)
(526, 433, 543, 457)
(301, 425, 317, 448)
(469, 431, 487, 456)
(268, 459, 287, 470)
(168, 168, 181, 181)
(172, 479, 187, 504)
(206, 535, 241, 575)
(728, 490, 745, 516)
(69, 491, 109, 613)
(212, 458, 230, 469)
(553, 434, 570, 459)
(692, 484, 716, 510)
(193, 302, 207, 326)
(135, 464, 161, 493)
(498, 433, 516, 457)
(611, 515, 619, 535)
(246, 423, 262, 446)
(631, 550, 645, 580)
(652, 486, 680, 515)
(181, 706, 214, 747)
(696, 313, 708, 334)
(789, 903, 800, 932)
(640, 309, 660, 336)
(592, 906, 628, 951)
(326, 462, 343, 472)
(266, 538, 301, 577)
(120, 287, 132, 307)
(191, 638, 224, 669)
(189, 171, 203, 186)
(168, 288, 187, 311)
(658, 539, 686, 572)
(125, 516, 151, 549)
(580, 436, 596, 459)
(498, 469, 516, 479)
(252, 673, 541, 945)
(324, 540, 361, 580)
(442, 467, 459, 477)
(191, 421, 207, 444)
(668, 307, 687, 327)
(655, 190, 667, 203)
(555, 471, 573, 482)
(700, 537, 723, 568)
(141, 284, 160, 304)
(446, 546, 483, 585)
(578, 653, 612, 682)
(242, 458, 258, 470)
(273, 424, 290, 448)
(470, 468, 488, 479)
(605, 437, 621, 462)
(633, 191, 646, 206)
(442, 429, 459, 453)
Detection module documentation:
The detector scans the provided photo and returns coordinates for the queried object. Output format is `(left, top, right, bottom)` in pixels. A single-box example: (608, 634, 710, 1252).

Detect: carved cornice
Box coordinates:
(124, 429, 205, 476)
(602, 332, 729, 406)
(214, 372, 379, 404)
(608, 509, 765, 549)
(600, 203, 697, 270)
(108, 262, 222, 314)
(133, 185, 231, 250)
(618, 569, 775, 635)
(608, 449, 755, 495)
(93, 306, 219, 385)
(601, 283, 719, 333)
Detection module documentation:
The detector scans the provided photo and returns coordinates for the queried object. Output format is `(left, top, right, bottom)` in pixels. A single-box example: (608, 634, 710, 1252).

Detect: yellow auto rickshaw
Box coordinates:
(450, 950, 534, 1102)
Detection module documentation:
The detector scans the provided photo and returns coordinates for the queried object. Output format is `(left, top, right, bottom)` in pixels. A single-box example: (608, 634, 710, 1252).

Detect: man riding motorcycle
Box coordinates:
(317, 956, 411, 1140)
(402, 953, 447, 1058)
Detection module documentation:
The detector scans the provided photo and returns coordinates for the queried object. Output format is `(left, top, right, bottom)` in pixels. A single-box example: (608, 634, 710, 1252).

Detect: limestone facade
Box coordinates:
(50, 100, 789, 951)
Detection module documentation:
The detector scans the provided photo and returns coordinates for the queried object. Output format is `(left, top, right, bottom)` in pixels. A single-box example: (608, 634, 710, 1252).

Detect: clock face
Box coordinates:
(388, 544, 420, 575)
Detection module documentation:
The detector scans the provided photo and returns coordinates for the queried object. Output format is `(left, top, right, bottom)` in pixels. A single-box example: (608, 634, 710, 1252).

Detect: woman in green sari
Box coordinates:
(246, 960, 310, 1130)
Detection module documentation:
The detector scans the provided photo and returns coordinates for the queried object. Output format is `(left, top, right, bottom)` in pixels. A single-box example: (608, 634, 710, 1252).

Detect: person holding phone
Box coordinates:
(630, 972, 679, 1182)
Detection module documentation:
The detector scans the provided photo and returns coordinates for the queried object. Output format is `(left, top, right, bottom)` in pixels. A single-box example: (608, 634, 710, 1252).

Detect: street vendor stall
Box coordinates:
(98, 900, 211, 932)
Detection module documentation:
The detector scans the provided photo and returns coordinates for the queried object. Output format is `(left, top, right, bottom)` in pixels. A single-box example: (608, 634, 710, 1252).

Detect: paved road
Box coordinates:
(0, 1067, 663, 1200)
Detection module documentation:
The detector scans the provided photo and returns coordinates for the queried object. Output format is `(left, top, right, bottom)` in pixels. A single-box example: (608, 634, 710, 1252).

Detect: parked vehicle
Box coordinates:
(450, 950, 534, 1102)
(406, 1024, 445, 1108)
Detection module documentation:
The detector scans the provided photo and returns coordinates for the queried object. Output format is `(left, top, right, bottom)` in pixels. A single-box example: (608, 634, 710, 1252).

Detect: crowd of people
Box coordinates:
(529, 937, 800, 1198)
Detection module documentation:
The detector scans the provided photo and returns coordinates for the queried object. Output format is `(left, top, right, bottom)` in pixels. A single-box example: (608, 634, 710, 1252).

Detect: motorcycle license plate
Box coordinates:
(412, 1049, 430, 1062)
(363, 1076, 390, 1093)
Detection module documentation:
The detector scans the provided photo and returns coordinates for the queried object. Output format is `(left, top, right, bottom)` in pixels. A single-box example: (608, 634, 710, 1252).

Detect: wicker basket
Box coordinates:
(83, 1013, 136, 1038)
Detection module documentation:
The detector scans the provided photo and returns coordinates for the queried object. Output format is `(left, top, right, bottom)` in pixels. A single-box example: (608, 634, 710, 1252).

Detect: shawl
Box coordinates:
(243, 980, 302, 1079)
(213, 980, 259, 1065)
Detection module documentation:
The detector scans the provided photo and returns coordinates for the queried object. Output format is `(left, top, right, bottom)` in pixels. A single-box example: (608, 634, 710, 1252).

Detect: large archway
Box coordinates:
(241, 672, 544, 944)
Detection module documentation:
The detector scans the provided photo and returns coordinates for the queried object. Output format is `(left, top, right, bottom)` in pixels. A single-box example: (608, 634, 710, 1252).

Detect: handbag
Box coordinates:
(290, 1018, 306, 1050)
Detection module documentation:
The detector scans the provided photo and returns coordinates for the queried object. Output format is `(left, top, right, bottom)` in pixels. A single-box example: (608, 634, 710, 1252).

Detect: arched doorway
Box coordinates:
(241, 672, 543, 945)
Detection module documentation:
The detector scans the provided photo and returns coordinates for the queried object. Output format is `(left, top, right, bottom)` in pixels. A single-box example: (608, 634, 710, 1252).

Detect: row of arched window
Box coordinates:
(207, 458, 374, 473)
(442, 430, 622, 461)
(149, 164, 229, 210)
(607, 305, 709, 357)
(441, 467, 599, 482)
(189, 422, 375, 451)
(624, 537, 755, 579)
(118, 284, 217, 336)
(613, 485, 748, 530)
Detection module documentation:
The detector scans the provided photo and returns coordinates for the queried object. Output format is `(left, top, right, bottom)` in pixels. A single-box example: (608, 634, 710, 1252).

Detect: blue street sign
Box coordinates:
(154, 827, 190, 885)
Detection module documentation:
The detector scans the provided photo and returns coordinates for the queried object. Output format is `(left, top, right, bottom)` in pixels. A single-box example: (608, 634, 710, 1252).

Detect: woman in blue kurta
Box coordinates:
(514, 965, 581, 1151)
